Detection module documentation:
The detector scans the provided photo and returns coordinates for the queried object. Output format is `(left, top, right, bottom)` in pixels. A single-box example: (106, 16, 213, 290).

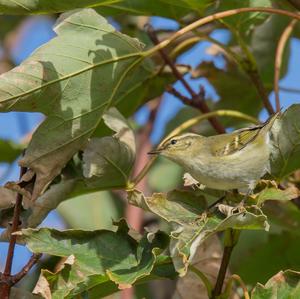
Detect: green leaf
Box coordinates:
(251, 270, 300, 299)
(128, 189, 269, 275)
(231, 230, 300, 286)
(216, 0, 271, 36)
(256, 186, 299, 205)
(83, 107, 135, 189)
(22, 220, 170, 298)
(251, 14, 291, 87)
(0, 9, 147, 200)
(270, 104, 300, 179)
(0, 0, 213, 19)
(0, 0, 121, 14)
(0, 139, 23, 163)
(80, 256, 177, 299)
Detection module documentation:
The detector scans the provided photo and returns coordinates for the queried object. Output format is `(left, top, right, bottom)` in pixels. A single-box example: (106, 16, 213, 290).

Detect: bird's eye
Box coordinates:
(170, 139, 177, 145)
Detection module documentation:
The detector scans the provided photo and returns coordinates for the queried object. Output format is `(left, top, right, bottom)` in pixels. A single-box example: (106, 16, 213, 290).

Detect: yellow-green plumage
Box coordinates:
(150, 113, 279, 192)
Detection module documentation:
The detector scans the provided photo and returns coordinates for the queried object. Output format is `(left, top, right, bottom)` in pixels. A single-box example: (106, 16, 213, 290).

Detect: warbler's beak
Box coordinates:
(147, 148, 162, 155)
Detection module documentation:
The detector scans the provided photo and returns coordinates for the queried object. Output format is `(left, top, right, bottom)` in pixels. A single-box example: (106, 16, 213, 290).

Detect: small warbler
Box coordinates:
(148, 113, 279, 193)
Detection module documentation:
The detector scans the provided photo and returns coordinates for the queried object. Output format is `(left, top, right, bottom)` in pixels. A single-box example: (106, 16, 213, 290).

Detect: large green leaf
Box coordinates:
(270, 104, 300, 179)
(128, 189, 269, 275)
(0, 0, 113, 14)
(21, 220, 170, 298)
(251, 14, 291, 87)
(0, 0, 213, 18)
(251, 270, 300, 299)
(0, 9, 148, 200)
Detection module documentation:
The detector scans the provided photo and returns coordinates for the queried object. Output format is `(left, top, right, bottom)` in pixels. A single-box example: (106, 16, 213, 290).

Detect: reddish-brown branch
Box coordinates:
(247, 70, 275, 115)
(0, 166, 27, 298)
(146, 24, 225, 134)
(11, 253, 42, 285)
(122, 99, 161, 299)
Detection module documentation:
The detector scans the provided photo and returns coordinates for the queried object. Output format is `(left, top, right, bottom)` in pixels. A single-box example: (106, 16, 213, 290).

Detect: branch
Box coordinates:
(144, 7, 300, 57)
(211, 229, 240, 298)
(166, 85, 206, 110)
(223, 274, 250, 299)
(0, 165, 27, 298)
(274, 19, 297, 112)
(146, 24, 226, 134)
(10, 253, 42, 285)
(0, 158, 37, 298)
(143, 8, 300, 116)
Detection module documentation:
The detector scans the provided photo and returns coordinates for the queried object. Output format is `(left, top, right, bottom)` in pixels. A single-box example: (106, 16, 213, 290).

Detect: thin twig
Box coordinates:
(146, 24, 226, 134)
(166, 85, 206, 109)
(274, 19, 297, 112)
(224, 274, 250, 299)
(144, 7, 300, 58)
(211, 229, 240, 298)
(10, 253, 42, 285)
(0, 165, 27, 298)
(279, 85, 300, 93)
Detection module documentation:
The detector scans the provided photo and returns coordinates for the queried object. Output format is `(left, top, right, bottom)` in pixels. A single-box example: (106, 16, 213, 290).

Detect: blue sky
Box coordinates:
(0, 14, 299, 274)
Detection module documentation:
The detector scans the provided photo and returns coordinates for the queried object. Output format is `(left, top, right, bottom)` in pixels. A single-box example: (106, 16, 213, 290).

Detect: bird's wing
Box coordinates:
(211, 126, 262, 156)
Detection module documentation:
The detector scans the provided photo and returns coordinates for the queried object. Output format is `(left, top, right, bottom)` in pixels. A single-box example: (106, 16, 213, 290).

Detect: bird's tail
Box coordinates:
(260, 111, 281, 134)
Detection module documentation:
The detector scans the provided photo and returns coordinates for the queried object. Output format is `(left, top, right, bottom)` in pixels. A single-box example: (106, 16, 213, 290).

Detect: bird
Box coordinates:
(148, 112, 279, 194)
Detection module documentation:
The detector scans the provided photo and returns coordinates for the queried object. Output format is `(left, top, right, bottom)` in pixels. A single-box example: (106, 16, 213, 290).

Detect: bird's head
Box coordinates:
(148, 133, 205, 162)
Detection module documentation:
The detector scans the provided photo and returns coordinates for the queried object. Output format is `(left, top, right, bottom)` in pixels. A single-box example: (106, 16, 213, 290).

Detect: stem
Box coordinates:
(223, 274, 250, 299)
(146, 24, 225, 134)
(131, 109, 259, 187)
(143, 7, 300, 58)
(279, 85, 300, 93)
(142, 8, 300, 117)
(0, 166, 27, 299)
(211, 229, 240, 299)
(10, 253, 42, 285)
(189, 264, 213, 298)
(274, 19, 297, 112)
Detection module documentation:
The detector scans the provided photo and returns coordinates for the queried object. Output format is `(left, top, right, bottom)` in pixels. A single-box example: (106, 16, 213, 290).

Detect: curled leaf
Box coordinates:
(22, 220, 169, 298)
(252, 270, 300, 299)
(128, 189, 269, 276)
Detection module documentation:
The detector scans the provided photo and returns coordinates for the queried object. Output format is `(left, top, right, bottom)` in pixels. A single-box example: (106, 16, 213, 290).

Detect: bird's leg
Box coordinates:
(194, 194, 226, 223)
(234, 187, 253, 213)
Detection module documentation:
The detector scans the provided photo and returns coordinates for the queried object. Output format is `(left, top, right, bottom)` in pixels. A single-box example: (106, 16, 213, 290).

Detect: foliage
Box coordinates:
(0, 1, 299, 299)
